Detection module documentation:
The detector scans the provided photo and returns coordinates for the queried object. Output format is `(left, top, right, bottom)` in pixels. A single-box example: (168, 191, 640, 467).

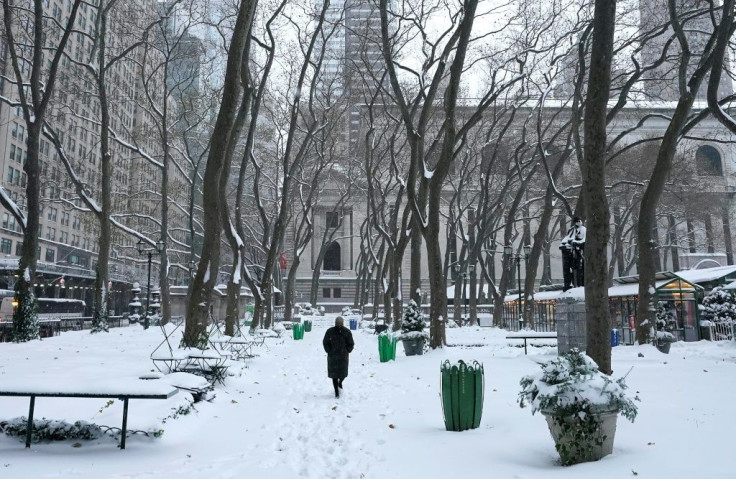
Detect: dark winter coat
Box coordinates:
(323, 325, 354, 379)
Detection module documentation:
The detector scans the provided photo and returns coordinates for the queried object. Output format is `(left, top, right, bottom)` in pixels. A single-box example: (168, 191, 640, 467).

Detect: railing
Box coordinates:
(0, 315, 129, 342)
(499, 301, 556, 332)
(702, 321, 734, 341)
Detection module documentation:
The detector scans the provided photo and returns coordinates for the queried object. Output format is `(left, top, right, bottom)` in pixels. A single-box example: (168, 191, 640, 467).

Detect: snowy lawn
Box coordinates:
(1, 316, 735, 478)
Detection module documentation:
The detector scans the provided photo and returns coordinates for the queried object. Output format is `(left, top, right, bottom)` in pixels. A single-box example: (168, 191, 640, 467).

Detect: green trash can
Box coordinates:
(303, 319, 312, 332)
(292, 323, 304, 340)
(378, 332, 397, 362)
(440, 360, 484, 431)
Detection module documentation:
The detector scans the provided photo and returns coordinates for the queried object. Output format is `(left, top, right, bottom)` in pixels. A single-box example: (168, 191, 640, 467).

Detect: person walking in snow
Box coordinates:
(323, 316, 354, 398)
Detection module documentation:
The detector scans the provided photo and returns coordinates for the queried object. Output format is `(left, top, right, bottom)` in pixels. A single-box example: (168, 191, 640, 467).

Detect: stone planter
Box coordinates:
(655, 341, 672, 354)
(402, 337, 425, 356)
(542, 410, 619, 465)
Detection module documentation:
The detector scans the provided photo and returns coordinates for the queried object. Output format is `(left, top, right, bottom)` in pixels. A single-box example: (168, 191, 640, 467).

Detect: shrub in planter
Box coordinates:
(700, 287, 736, 340)
(400, 300, 427, 356)
(518, 348, 638, 466)
(655, 302, 678, 353)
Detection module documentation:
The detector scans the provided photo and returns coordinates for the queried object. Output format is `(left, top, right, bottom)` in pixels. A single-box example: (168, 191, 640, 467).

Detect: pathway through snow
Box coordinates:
(261, 319, 390, 478)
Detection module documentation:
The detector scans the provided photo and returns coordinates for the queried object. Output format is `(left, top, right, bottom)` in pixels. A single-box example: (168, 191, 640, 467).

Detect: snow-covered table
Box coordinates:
(0, 377, 178, 449)
(210, 336, 257, 360)
(505, 331, 558, 355)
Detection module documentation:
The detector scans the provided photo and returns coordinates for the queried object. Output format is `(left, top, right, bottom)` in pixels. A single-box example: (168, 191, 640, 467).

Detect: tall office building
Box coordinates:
(316, 0, 387, 150)
(0, 0, 197, 308)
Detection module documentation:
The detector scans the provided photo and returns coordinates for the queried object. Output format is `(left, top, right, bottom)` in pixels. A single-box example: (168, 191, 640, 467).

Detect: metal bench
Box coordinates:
(0, 379, 178, 449)
(505, 331, 558, 355)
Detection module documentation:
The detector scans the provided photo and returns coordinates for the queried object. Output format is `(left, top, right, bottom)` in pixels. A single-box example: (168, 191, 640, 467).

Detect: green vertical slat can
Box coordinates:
(441, 361, 454, 430)
(459, 361, 473, 431)
(450, 365, 461, 430)
(440, 359, 484, 431)
(472, 361, 484, 429)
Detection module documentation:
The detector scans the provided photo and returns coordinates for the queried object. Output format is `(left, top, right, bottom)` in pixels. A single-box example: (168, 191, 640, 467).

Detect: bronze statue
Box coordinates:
(559, 217, 586, 291)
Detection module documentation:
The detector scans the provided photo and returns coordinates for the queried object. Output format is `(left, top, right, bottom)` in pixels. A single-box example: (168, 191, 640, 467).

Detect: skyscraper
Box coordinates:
(316, 0, 387, 150)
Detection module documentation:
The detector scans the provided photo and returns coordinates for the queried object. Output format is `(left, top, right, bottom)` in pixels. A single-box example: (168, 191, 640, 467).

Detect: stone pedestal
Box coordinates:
(556, 297, 587, 355)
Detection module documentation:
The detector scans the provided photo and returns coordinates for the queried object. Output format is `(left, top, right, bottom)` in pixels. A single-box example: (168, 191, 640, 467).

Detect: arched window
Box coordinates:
(695, 145, 723, 176)
(323, 241, 341, 271)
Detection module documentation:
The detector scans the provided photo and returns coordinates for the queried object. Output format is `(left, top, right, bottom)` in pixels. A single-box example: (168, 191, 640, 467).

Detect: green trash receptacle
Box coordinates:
(303, 319, 312, 332)
(292, 323, 304, 340)
(378, 332, 397, 362)
(440, 360, 484, 431)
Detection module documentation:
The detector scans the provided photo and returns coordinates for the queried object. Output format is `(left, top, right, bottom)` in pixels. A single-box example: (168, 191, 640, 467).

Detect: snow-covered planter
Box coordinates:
(298, 303, 314, 318)
(400, 300, 427, 356)
(273, 322, 286, 336)
(655, 302, 678, 353)
(518, 348, 638, 466)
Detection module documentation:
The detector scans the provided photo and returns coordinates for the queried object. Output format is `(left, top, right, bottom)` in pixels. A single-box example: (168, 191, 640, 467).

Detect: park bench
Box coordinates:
(505, 331, 558, 355)
(0, 377, 178, 449)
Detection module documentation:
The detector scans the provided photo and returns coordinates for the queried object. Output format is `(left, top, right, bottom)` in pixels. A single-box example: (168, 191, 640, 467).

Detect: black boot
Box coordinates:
(333, 378, 340, 398)
(338, 378, 344, 389)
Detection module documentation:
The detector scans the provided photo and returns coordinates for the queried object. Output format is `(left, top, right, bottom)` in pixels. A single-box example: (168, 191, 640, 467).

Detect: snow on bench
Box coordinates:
(505, 331, 558, 355)
(0, 376, 178, 449)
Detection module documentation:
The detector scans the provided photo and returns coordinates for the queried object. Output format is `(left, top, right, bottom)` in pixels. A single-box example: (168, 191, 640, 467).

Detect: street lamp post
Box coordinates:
(454, 263, 475, 323)
(504, 244, 532, 329)
(137, 239, 164, 329)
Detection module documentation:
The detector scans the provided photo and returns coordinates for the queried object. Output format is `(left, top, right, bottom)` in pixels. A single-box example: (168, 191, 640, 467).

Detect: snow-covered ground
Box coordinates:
(1, 316, 735, 478)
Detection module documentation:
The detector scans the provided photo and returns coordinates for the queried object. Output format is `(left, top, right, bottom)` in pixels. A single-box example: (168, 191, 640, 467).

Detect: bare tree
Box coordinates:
(581, 0, 616, 374)
(185, 0, 258, 347)
(0, 0, 84, 340)
(636, 0, 734, 345)
(379, 0, 525, 348)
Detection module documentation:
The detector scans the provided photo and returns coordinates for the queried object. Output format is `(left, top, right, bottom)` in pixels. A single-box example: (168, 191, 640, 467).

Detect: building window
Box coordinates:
(696, 145, 723, 176)
(326, 211, 341, 229)
(45, 248, 55, 262)
(323, 241, 341, 271)
(323, 288, 331, 298)
(333, 288, 342, 299)
(15, 242, 23, 256)
(0, 238, 11, 254)
(6, 166, 19, 184)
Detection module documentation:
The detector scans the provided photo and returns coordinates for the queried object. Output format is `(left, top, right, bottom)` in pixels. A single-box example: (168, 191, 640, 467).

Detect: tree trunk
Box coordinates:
(581, 0, 616, 375)
(425, 221, 447, 347)
(224, 280, 240, 336)
(637, 99, 694, 345)
(185, 0, 256, 347)
(92, 13, 111, 333)
(284, 256, 301, 322)
(410, 221, 423, 304)
(722, 208, 733, 265)
(668, 215, 680, 271)
(13, 126, 41, 341)
(310, 244, 327, 307)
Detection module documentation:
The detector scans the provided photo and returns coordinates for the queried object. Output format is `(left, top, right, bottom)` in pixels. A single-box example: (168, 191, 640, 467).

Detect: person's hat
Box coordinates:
(573, 216, 581, 223)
